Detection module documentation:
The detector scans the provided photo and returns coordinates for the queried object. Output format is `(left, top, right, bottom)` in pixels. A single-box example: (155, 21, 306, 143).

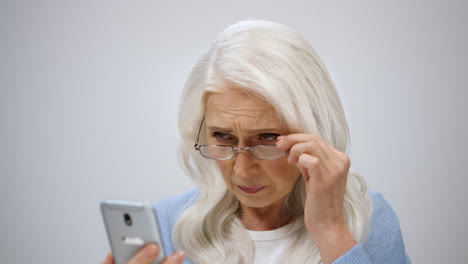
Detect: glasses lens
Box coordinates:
(199, 145, 234, 160)
(250, 145, 286, 160)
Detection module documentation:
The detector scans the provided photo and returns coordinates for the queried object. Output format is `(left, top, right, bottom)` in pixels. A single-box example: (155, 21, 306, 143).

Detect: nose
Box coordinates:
(233, 150, 256, 180)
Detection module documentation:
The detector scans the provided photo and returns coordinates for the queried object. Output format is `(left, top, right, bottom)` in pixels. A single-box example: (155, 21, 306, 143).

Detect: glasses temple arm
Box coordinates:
(194, 116, 205, 149)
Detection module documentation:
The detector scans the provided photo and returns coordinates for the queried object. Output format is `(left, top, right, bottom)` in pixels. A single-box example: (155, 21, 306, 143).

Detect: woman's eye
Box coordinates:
(259, 133, 280, 142)
(213, 132, 234, 141)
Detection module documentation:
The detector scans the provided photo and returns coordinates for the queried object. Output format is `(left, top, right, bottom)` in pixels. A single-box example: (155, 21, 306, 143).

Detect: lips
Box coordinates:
(237, 185, 267, 194)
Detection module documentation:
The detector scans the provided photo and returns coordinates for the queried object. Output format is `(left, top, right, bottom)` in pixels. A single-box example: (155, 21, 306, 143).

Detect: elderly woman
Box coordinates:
(102, 20, 410, 264)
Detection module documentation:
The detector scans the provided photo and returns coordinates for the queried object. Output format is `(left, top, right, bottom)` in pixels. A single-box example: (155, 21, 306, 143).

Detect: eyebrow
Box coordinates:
(207, 126, 282, 134)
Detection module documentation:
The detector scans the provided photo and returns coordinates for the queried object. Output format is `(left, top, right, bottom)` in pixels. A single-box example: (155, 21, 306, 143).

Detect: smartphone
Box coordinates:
(100, 200, 166, 264)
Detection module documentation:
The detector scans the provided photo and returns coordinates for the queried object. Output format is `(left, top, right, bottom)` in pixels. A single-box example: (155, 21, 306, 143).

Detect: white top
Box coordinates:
(247, 220, 301, 264)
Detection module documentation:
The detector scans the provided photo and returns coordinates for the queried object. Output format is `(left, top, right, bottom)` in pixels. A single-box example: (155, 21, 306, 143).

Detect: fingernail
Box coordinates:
(145, 244, 158, 257)
(171, 251, 185, 260)
(277, 136, 285, 141)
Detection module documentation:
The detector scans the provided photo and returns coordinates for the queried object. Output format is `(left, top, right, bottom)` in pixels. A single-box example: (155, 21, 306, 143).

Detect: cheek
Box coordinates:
(216, 160, 233, 181)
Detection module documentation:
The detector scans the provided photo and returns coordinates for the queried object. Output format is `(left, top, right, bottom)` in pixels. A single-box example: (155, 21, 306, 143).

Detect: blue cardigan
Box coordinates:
(154, 189, 411, 263)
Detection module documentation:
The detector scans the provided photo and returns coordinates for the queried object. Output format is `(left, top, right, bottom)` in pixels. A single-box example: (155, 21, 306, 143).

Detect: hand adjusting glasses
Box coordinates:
(193, 116, 287, 160)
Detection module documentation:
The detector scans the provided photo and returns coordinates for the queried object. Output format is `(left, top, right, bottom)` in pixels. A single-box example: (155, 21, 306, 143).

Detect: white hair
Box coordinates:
(173, 20, 372, 264)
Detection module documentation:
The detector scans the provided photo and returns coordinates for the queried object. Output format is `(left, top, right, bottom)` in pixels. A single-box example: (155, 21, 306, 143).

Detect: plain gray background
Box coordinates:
(1, 1, 467, 263)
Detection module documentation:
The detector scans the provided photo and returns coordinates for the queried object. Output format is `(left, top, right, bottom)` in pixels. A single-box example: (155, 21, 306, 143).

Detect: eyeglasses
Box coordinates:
(193, 116, 287, 160)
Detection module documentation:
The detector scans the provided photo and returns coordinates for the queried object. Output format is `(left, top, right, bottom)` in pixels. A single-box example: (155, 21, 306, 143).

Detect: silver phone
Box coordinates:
(100, 200, 166, 264)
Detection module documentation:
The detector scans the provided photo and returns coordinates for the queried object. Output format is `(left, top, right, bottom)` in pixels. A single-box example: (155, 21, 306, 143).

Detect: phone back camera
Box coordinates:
(123, 213, 132, 226)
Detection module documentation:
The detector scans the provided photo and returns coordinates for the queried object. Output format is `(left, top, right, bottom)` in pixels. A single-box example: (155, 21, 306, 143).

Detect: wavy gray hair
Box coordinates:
(173, 20, 372, 264)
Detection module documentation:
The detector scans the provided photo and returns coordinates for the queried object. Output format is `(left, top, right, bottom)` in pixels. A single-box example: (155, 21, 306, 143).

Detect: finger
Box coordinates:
(162, 251, 185, 264)
(276, 133, 320, 150)
(101, 252, 114, 264)
(287, 141, 327, 166)
(128, 244, 160, 264)
(297, 154, 319, 191)
(298, 154, 319, 176)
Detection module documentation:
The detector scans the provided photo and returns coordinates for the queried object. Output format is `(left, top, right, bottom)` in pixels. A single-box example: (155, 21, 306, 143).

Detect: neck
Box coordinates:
(239, 201, 292, 231)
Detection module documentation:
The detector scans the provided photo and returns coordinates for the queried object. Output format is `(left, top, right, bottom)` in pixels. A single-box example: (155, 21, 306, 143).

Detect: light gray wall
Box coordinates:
(1, 1, 466, 263)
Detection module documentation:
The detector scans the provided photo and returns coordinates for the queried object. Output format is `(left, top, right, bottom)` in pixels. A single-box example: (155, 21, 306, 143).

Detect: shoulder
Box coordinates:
(153, 188, 199, 257)
(365, 191, 411, 263)
(368, 191, 400, 228)
(153, 187, 199, 228)
(154, 187, 199, 214)
(368, 191, 403, 238)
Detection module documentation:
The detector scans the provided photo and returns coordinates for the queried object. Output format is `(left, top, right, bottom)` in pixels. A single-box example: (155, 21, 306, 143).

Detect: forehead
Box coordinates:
(204, 88, 283, 128)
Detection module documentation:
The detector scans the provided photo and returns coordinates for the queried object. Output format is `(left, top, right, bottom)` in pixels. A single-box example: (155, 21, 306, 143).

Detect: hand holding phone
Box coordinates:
(100, 200, 184, 264)
(101, 244, 185, 264)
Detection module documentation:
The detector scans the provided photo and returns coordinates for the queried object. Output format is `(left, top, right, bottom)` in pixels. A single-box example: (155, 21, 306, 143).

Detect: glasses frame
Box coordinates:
(193, 116, 287, 160)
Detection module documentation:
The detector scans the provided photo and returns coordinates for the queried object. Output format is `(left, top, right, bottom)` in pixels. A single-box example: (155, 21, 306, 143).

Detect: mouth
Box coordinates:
(237, 185, 267, 194)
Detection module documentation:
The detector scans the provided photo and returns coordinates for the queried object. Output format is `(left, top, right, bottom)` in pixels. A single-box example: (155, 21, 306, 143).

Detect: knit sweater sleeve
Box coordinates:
(333, 192, 411, 264)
